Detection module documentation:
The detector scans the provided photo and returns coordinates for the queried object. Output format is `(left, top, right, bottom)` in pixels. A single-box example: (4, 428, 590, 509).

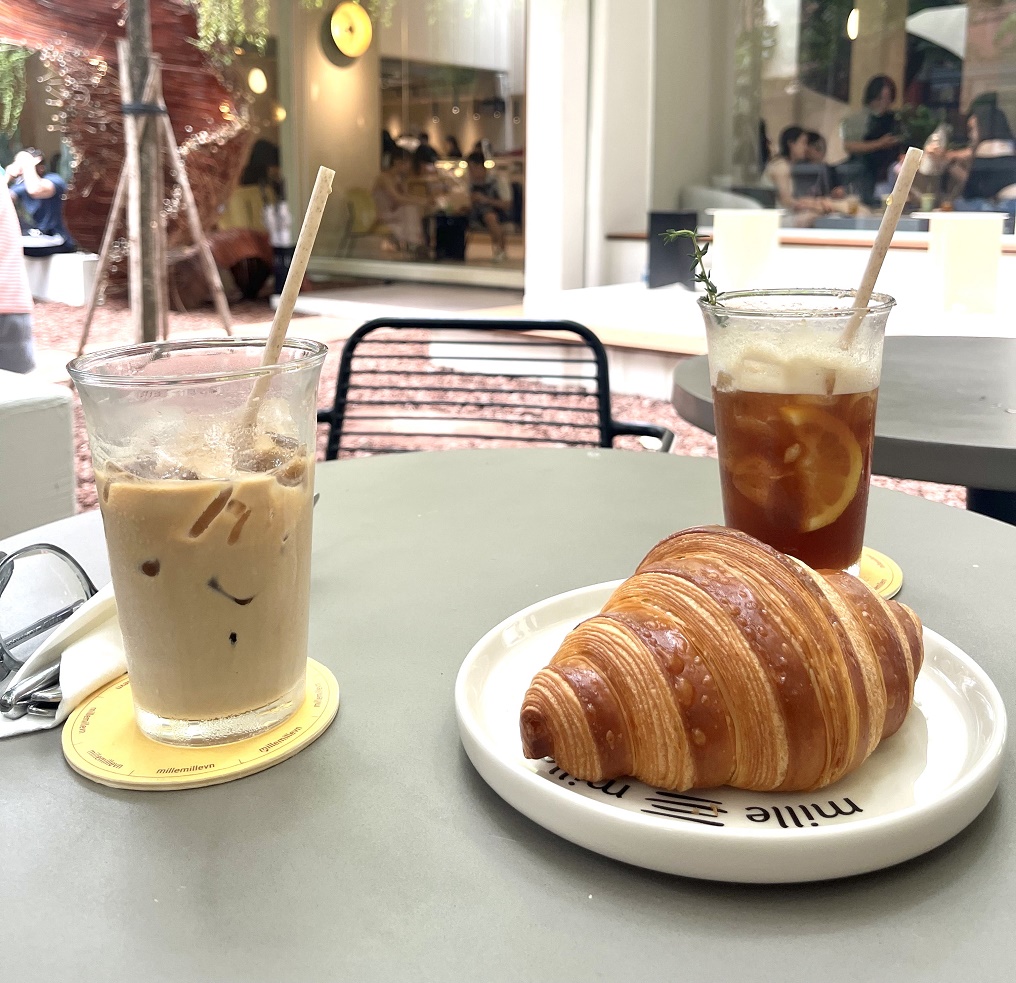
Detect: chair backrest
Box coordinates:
(346, 188, 378, 234)
(319, 318, 616, 459)
(219, 185, 268, 232)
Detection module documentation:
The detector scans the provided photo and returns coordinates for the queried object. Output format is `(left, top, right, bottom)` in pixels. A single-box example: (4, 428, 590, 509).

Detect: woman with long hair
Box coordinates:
(372, 147, 428, 256)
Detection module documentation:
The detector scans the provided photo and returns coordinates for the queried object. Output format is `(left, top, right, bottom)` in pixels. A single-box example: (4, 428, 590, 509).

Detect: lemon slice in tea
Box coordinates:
(779, 405, 863, 532)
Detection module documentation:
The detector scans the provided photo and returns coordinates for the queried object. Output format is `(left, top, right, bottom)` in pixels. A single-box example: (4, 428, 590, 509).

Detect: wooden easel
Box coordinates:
(77, 46, 232, 355)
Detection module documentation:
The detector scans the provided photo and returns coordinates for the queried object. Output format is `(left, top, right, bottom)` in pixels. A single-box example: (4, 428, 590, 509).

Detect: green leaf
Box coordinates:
(661, 228, 720, 305)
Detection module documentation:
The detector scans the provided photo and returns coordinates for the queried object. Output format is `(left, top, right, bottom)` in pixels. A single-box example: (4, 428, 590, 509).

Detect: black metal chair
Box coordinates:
(317, 318, 676, 459)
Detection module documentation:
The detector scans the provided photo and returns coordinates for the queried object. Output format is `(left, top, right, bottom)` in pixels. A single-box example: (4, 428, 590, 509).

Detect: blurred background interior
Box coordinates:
(1, 1, 1013, 296)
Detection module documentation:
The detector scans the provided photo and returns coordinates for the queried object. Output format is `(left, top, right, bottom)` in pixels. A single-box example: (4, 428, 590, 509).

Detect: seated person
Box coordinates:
(6, 147, 77, 257)
(409, 145, 441, 196)
(951, 97, 1016, 227)
(467, 151, 508, 262)
(804, 131, 846, 199)
(942, 99, 1016, 233)
(372, 147, 428, 256)
(762, 126, 836, 225)
(922, 92, 1007, 201)
(416, 132, 439, 165)
(221, 139, 288, 239)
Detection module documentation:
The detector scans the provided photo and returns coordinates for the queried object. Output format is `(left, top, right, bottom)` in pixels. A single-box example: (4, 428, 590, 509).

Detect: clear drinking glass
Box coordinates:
(68, 339, 326, 746)
(698, 289, 894, 572)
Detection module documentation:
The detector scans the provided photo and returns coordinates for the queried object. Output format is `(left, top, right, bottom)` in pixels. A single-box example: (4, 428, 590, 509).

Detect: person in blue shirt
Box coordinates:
(6, 147, 77, 256)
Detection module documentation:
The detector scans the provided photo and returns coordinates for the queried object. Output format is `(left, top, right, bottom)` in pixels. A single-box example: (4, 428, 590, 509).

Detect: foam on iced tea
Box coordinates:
(711, 342, 878, 571)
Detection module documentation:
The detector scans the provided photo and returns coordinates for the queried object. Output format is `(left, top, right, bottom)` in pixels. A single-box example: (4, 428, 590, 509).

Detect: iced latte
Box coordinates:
(700, 290, 893, 572)
(69, 339, 326, 746)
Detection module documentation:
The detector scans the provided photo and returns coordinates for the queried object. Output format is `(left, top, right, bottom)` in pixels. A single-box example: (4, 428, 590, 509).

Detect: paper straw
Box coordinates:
(244, 165, 335, 425)
(840, 146, 923, 347)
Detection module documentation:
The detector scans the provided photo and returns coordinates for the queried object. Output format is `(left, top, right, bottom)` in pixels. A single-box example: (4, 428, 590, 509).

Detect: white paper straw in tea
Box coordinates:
(840, 146, 923, 348)
(244, 165, 335, 425)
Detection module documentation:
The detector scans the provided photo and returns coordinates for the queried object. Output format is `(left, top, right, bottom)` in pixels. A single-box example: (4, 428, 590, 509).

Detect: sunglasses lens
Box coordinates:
(0, 549, 94, 673)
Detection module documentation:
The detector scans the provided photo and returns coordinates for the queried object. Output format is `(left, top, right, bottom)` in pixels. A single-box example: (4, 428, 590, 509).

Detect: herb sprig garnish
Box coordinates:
(661, 228, 719, 304)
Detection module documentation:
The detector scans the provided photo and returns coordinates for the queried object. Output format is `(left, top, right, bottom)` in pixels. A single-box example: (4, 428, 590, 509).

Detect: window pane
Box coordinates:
(737, 0, 1016, 227)
(278, 0, 527, 284)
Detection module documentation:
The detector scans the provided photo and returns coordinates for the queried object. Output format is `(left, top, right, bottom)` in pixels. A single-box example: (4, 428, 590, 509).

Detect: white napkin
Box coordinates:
(0, 584, 127, 739)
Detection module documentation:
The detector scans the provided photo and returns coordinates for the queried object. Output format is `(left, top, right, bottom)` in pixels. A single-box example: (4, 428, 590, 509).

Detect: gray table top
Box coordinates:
(672, 336, 1016, 491)
(2, 450, 1015, 982)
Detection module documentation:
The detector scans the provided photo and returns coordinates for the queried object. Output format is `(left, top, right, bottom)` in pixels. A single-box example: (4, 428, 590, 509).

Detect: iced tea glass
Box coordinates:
(69, 339, 326, 746)
(698, 289, 894, 572)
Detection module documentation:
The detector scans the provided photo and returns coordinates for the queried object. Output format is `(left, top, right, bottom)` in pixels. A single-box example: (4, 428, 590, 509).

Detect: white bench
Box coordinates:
(24, 252, 99, 307)
(0, 369, 76, 538)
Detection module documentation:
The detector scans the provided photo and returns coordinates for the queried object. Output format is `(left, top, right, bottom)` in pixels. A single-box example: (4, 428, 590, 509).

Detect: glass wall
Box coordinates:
(277, 0, 526, 279)
(734, 0, 1016, 229)
(370, 51, 525, 266)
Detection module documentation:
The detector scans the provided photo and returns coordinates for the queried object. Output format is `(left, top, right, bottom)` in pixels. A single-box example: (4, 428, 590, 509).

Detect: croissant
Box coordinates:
(520, 526, 924, 792)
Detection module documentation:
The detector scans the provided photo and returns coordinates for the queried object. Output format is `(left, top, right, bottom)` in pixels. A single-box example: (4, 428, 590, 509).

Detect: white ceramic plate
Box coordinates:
(455, 581, 1007, 883)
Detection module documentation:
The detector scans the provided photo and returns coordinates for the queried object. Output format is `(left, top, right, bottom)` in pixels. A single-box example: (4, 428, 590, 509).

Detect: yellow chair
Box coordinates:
(219, 185, 269, 232)
(342, 188, 394, 256)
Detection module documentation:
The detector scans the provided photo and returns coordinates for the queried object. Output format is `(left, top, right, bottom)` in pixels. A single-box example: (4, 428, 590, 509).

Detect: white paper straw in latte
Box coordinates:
(840, 146, 923, 349)
(243, 165, 335, 428)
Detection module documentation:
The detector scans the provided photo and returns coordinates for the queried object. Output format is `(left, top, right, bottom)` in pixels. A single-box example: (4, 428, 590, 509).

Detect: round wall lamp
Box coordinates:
(321, 2, 373, 66)
(846, 8, 859, 41)
(247, 67, 268, 94)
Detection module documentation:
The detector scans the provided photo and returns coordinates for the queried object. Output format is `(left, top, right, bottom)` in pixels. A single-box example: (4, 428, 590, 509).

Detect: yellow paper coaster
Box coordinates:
(62, 659, 339, 791)
(860, 546, 903, 600)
